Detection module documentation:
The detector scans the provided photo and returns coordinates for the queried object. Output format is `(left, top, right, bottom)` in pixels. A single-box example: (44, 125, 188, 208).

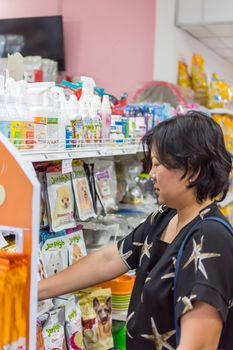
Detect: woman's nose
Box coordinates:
(149, 169, 156, 180)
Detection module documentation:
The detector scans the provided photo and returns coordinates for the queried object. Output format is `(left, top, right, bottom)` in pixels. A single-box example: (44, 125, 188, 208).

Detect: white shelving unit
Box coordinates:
(19, 143, 143, 162)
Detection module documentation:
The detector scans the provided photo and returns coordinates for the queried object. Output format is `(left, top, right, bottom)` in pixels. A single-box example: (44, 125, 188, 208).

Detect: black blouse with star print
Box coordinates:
(117, 202, 233, 350)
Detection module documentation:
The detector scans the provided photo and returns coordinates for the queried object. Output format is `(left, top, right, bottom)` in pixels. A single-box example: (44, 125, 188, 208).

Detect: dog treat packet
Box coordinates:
(66, 226, 87, 265)
(38, 172, 49, 229)
(72, 164, 96, 221)
(78, 288, 113, 350)
(41, 235, 68, 277)
(64, 295, 84, 350)
(42, 308, 66, 350)
(84, 162, 106, 216)
(94, 160, 118, 213)
(40, 229, 67, 247)
(46, 171, 76, 232)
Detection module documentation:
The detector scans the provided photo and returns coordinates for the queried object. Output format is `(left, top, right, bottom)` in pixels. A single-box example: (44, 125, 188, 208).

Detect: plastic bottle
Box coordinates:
(0, 75, 10, 140)
(51, 86, 72, 149)
(16, 80, 34, 149)
(44, 90, 58, 149)
(101, 94, 111, 143)
(90, 95, 102, 143)
(28, 88, 47, 150)
(0, 94, 11, 140)
(68, 95, 82, 147)
(81, 97, 94, 143)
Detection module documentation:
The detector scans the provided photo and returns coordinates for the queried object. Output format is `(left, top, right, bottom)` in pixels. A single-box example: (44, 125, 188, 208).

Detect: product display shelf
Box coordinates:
(209, 108, 233, 116)
(16, 141, 143, 162)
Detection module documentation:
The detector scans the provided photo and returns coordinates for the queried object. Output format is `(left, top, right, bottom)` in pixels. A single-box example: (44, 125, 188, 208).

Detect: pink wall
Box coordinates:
(0, 0, 155, 99)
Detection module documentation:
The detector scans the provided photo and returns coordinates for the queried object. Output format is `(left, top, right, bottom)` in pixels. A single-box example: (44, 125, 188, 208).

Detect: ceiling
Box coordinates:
(180, 23, 233, 65)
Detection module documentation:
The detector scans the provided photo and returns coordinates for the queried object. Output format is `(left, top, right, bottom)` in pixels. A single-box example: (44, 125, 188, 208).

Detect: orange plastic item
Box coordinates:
(96, 274, 135, 295)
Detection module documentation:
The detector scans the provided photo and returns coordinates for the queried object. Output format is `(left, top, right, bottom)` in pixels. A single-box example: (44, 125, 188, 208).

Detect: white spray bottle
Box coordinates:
(101, 94, 111, 142)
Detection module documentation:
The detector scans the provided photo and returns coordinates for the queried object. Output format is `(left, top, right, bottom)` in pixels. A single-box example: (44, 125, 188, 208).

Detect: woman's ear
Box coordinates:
(0, 184, 6, 206)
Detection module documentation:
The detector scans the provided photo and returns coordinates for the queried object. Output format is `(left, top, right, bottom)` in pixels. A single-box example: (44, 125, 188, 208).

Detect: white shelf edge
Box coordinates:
(209, 108, 233, 116)
(19, 144, 143, 162)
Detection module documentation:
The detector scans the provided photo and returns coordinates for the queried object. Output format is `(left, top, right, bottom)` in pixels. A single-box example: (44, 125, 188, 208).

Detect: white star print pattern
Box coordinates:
(133, 236, 153, 266)
(118, 240, 133, 268)
(126, 312, 135, 339)
(183, 235, 221, 279)
(141, 317, 175, 350)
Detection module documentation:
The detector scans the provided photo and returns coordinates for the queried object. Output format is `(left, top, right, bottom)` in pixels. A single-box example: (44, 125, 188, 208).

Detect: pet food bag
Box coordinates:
(38, 172, 49, 228)
(66, 226, 87, 265)
(65, 296, 84, 350)
(78, 288, 114, 350)
(72, 165, 96, 221)
(41, 235, 68, 277)
(46, 172, 76, 232)
(94, 160, 118, 213)
(42, 308, 66, 350)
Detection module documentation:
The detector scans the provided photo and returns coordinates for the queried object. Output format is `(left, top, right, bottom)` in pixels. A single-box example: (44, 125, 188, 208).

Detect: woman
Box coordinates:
(39, 111, 233, 350)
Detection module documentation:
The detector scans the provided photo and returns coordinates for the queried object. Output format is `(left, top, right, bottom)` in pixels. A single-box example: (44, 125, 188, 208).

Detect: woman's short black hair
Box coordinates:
(142, 110, 232, 203)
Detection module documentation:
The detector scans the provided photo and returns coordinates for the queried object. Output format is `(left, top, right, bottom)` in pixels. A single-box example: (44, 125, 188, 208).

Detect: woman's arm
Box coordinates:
(177, 301, 223, 350)
(38, 243, 129, 301)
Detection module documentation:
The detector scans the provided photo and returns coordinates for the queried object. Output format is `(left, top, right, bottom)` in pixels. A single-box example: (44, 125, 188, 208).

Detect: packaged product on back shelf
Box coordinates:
(208, 73, 231, 109)
(211, 113, 233, 152)
(191, 53, 208, 107)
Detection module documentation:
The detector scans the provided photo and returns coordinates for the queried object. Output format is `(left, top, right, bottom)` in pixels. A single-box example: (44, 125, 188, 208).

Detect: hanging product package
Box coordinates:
(42, 308, 66, 350)
(65, 225, 87, 265)
(94, 160, 118, 213)
(38, 172, 49, 228)
(46, 171, 76, 232)
(77, 287, 114, 350)
(83, 162, 106, 216)
(71, 163, 96, 221)
(65, 295, 84, 350)
(41, 235, 68, 277)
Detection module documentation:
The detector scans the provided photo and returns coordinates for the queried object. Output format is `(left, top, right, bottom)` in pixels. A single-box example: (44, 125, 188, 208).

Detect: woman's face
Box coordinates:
(149, 151, 194, 208)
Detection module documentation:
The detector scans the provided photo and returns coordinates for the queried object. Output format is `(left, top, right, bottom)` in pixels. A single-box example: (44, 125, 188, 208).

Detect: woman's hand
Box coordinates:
(177, 300, 223, 350)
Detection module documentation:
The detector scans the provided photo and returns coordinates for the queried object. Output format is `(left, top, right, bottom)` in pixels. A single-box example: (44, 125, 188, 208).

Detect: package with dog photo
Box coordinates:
(72, 164, 96, 221)
(94, 160, 118, 213)
(78, 287, 114, 350)
(41, 235, 68, 277)
(46, 171, 76, 232)
(66, 225, 87, 265)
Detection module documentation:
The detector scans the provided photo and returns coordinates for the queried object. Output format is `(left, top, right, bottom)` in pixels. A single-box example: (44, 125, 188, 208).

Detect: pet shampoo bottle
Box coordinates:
(101, 94, 111, 143)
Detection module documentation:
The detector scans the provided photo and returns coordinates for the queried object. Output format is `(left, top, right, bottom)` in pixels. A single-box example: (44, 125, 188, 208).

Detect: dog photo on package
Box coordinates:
(46, 172, 76, 232)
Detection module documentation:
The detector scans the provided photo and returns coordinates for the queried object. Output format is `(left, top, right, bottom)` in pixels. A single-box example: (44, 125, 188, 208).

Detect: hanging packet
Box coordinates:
(94, 160, 118, 213)
(72, 164, 96, 221)
(77, 288, 114, 350)
(46, 171, 76, 232)
(66, 226, 87, 265)
(41, 235, 68, 277)
(42, 308, 66, 350)
(65, 296, 84, 350)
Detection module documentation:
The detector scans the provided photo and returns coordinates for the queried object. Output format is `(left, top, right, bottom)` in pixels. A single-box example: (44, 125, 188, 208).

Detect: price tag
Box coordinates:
(62, 159, 73, 174)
